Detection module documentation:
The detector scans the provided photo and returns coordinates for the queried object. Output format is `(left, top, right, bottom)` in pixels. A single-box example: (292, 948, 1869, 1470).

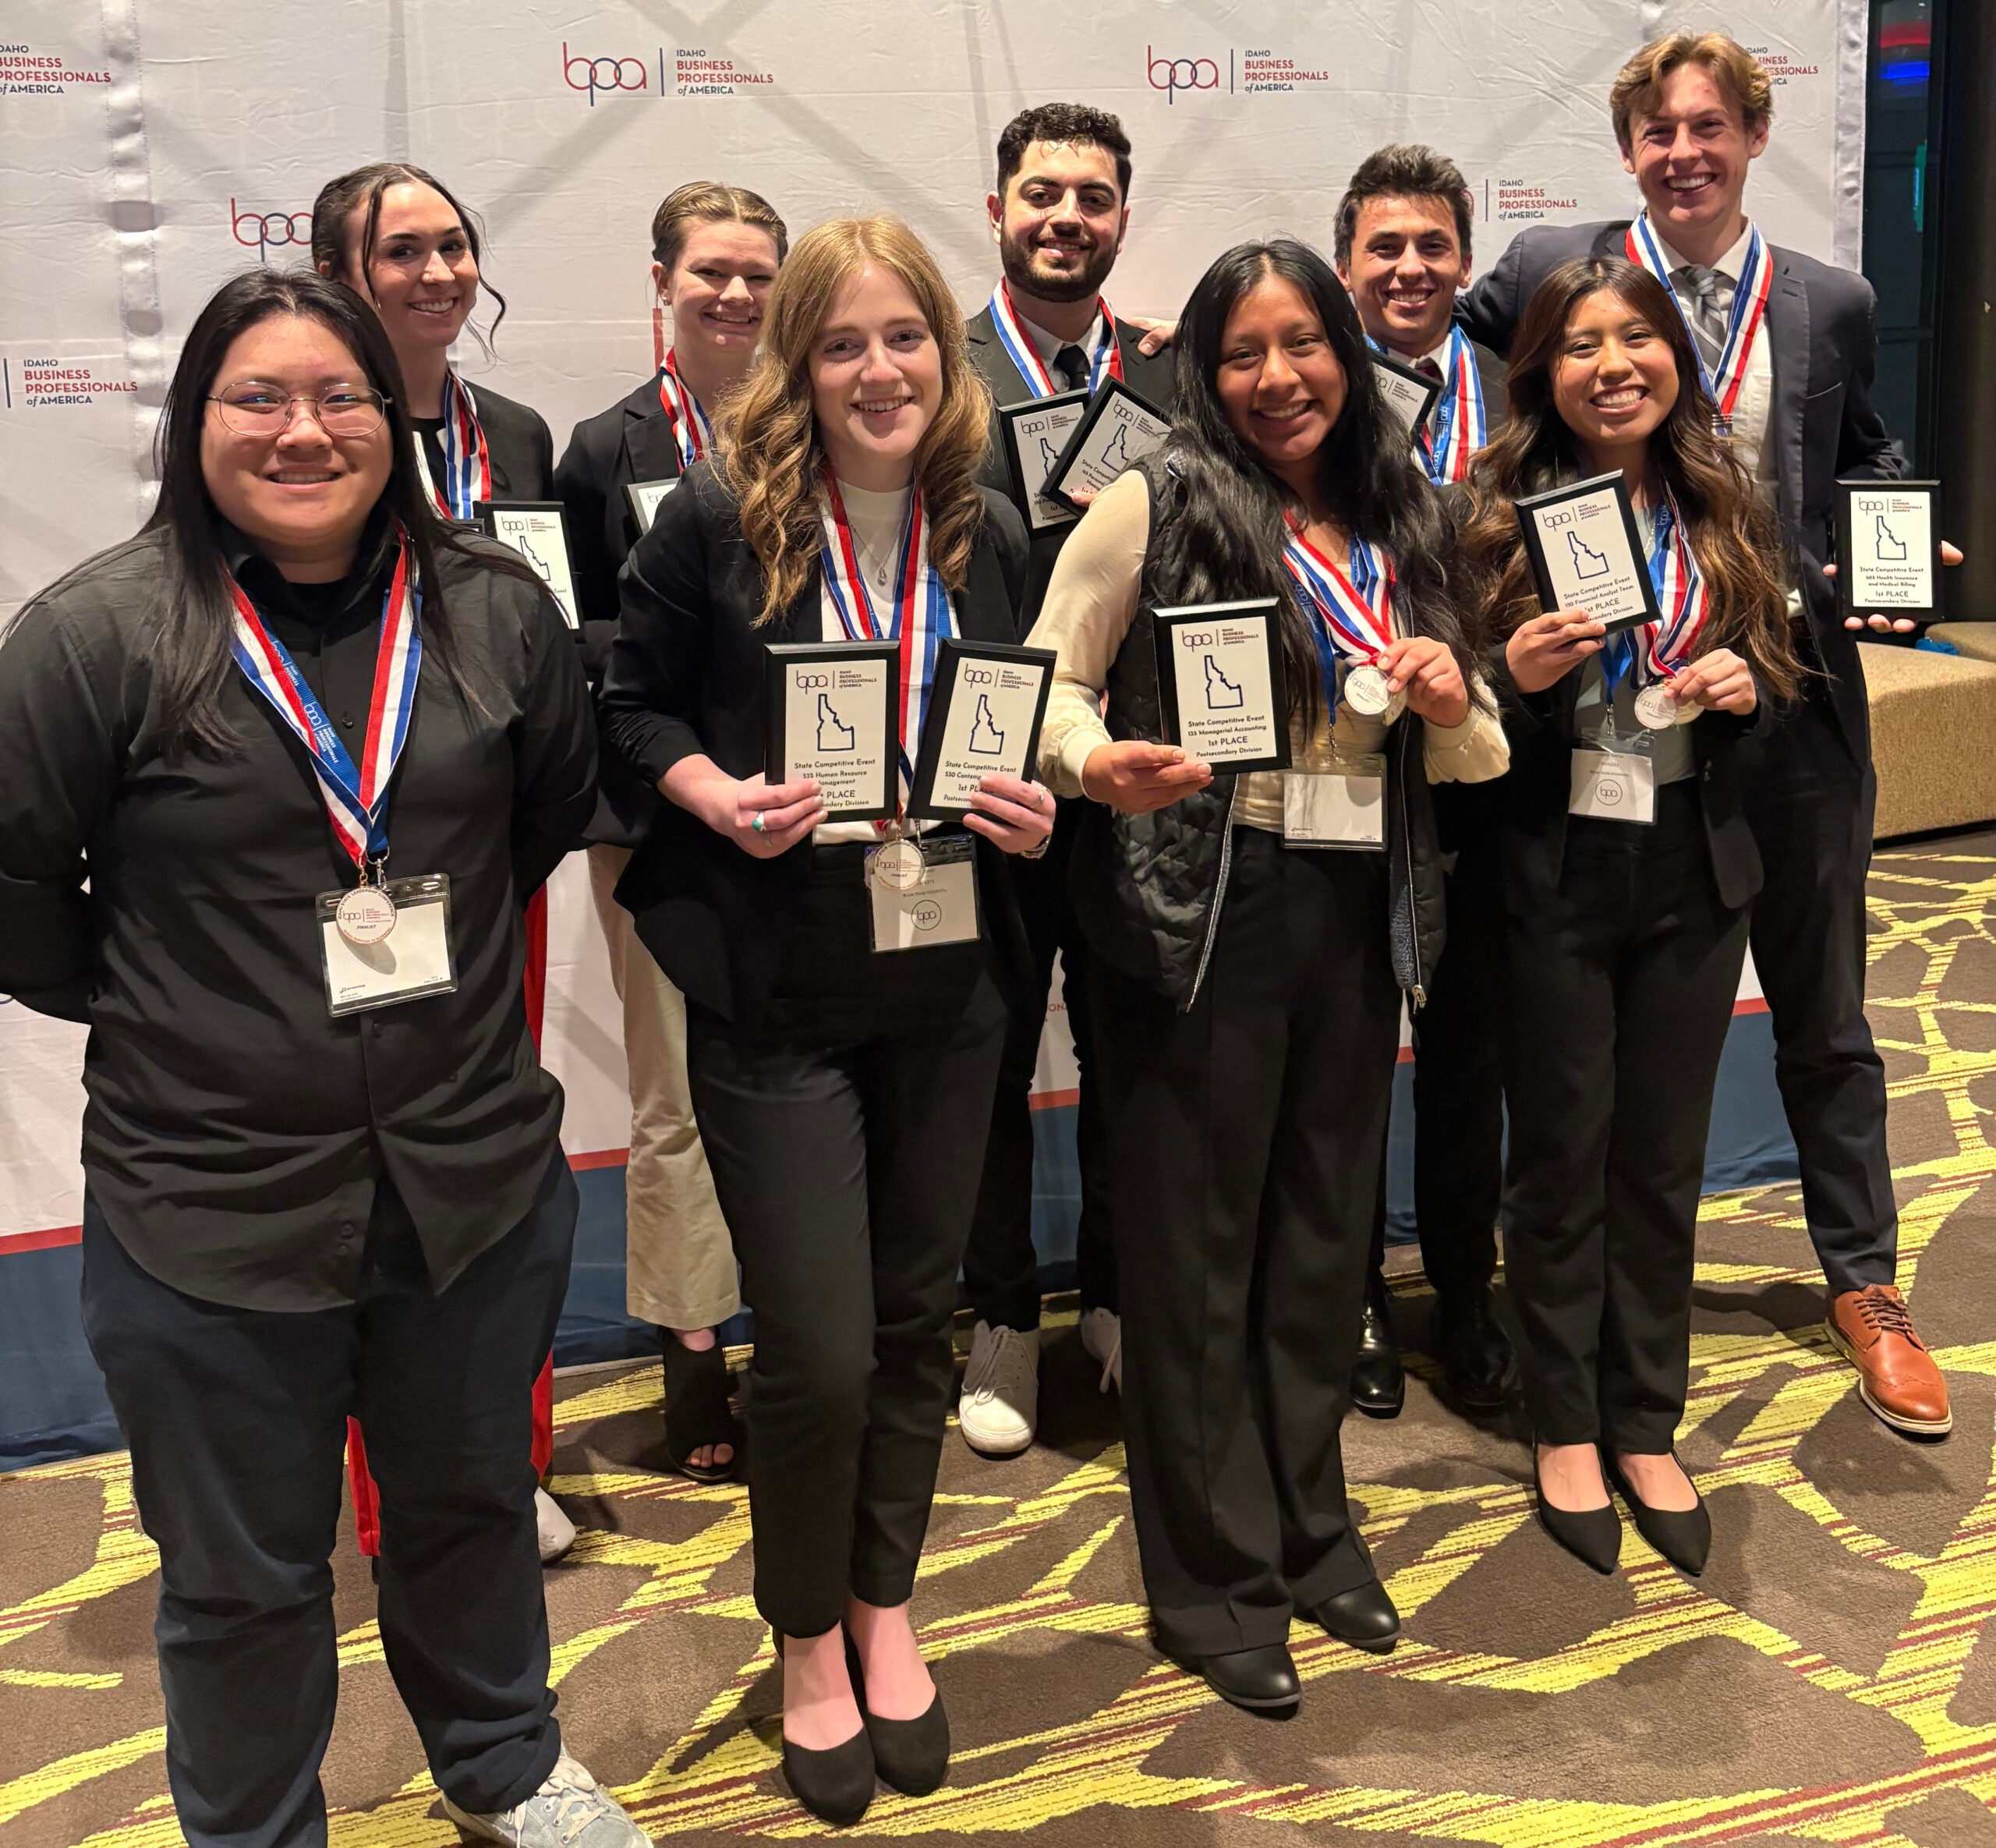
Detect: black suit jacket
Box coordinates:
(554, 370, 691, 844)
(1457, 220, 1904, 763)
(600, 463, 1032, 1026)
(464, 383, 556, 501)
(966, 303, 1177, 625)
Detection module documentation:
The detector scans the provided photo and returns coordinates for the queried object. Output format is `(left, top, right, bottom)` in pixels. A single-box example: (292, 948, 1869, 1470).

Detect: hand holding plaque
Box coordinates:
(1046, 380, 1172, 515)
(907, 639, 1056, 820)
(1152, 598, 1290, 775)
(998, 391, 1089, 532)
(764, 640, 899, 822)
(1514, 472, 1662, 635)
(1834, 480, 1943, 625)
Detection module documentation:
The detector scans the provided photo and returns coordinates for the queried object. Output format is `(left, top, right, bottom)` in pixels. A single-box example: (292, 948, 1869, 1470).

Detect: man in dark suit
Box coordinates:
(957, 103, 1173, 1457)
(1330, 146, 1517, 1420)
(1457, 31, 1952, 1438)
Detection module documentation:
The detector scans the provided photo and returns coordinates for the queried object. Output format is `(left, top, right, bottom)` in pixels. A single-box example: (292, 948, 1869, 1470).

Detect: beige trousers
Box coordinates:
(586, 843, 740, 1330)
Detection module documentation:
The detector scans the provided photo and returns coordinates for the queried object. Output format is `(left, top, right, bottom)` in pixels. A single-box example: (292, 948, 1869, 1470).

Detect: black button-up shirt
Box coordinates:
(0, 519, 596, 1310)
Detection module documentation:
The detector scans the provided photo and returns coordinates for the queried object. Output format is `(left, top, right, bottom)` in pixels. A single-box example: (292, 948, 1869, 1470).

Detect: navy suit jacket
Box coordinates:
(1457, 220, 1904, 763)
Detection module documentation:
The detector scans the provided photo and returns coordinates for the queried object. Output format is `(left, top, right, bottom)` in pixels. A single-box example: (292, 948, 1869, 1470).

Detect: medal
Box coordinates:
(987, 282, 1125, 398)
(1342, 662, 1403, 722)
(334, 882, 398, 945)
(869, 837, 927, 891)
(1625, 212, 1772, 436)
(1633, 683, 1682, 731)
(412, 369, 490, 521)
(656, 350, 714, 471)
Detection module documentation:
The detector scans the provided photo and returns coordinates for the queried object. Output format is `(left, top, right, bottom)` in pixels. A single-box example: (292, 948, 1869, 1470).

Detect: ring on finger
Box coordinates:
(750, 812, 766, 834)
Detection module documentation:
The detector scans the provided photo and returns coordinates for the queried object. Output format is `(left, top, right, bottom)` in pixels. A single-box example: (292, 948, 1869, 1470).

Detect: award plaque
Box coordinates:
(998, 391, 1090, 532)
(764, 640, 900, 822)
(907, 639, 1057, 820)
(477, 501, 580, 628)
(1047, 379, 1172, 514)
(625, 478, 676, 535)
(1835, 479, 1942, 623)
(1514, 472, 1662, 634)
(1369, 349, 1442, 448)
(1152, 597, 1290, 774)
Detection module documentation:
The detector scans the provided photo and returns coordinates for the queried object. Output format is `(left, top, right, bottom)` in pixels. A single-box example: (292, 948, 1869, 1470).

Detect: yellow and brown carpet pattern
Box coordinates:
(6, 834, 1996, 1846)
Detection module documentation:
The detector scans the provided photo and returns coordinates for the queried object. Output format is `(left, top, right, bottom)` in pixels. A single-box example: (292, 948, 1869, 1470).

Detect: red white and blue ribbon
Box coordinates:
(1605, 493, 1711, 694)
(986, 281, 1124, 399)
(227, 533, 423, 874)
(1418, 326, 1487, 485)
(1282, 523, 1396, 709)
(1624, 212, 1772, 434)
(818, 469, 954, 812)
(656, 350, 713, 471)
(412, 369, 490, 521)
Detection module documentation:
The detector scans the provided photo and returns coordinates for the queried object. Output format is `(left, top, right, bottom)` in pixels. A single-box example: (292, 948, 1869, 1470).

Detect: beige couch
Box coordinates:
(1860, 633, 1996, 839)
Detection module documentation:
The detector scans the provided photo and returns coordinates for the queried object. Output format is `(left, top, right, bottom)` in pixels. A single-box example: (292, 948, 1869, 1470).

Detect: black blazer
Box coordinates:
(966, 303, 1177, 625)
(600, 462, 1032, 1027)
(1456, 220, 1905, 762)
(463, 383, 557, 501)
(554, 370, 692, 844)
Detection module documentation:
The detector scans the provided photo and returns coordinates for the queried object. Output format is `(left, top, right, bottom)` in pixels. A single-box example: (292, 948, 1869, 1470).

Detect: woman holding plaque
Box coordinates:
(555, 180, 788, 1484)
(1026, 239, 1508, 1714)
(1458, 256, 1800, 1577)
(0, 268, 639, 1848)
(600, 214, 1047, 1824)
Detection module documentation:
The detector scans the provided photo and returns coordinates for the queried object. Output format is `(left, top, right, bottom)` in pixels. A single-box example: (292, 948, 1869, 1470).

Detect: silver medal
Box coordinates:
(870, 837, 927, 892)
(1633, 684, 1680, 731)
(335, 883, 398, 947)
(1343, 663, 1403, 721)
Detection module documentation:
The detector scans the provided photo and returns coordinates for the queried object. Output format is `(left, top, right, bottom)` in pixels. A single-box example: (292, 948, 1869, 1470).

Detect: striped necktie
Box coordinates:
(1681, 266, 1733, 377)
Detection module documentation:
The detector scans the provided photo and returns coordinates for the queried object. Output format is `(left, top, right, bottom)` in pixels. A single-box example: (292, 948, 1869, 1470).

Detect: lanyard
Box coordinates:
(656, 350, 713, 470)
(817, 469, 954, 815)
(227, 533, 423, 881)
(986, 282, 1124, 399)
(1624, 213, 1772, 432)
(411, 369, 490, 521)
(1282, 524, 1396, 707)
(1418, 326, 1488, 485)
(1604, 493, 1710, 694)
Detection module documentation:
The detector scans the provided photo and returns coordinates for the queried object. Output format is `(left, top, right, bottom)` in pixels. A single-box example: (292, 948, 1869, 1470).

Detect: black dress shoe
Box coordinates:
(1166, 1641, 1301, 1713)
(1433, 1286, 1518, 1411)
(1311, 1579, 1400, 1654)
(1531, 1449, 1622, 1575)
(1606, 1453, 1711, 1576)
(846, 1633, 950, 1796)
(773, 1630, 876, 1825)
(1350, 1273, 1405, 1418)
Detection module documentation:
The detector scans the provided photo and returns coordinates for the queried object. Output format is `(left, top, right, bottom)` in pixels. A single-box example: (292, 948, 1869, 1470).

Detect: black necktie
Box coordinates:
(1414, 358, 1444, 384)
(1053, 344, 1092, 393)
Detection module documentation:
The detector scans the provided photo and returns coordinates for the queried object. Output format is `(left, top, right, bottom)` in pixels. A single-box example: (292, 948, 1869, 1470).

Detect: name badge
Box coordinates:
(1283, 770, 1385, 848)
(317, 873, 459, 1015)
(1568, 749, 1655, 823)
(866, 835, 981, 953)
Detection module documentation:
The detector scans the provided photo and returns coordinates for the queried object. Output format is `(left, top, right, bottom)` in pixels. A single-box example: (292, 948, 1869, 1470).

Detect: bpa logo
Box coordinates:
(232, 200, 311, 260)
(564, 42, 649, 104)
(1148, 45, 1224, 102)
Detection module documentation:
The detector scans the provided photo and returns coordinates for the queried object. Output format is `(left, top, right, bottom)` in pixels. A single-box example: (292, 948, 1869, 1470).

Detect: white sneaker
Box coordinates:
(958, 1321, 1039, 1455)
(442, 1751, 649, 1846)
(1080, 1308, 1123, 1393)
(535, 1487, 577, 1564)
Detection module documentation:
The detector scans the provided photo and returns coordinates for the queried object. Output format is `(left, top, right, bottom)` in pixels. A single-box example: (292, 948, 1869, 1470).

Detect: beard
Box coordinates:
(998, 223, 1118, 305)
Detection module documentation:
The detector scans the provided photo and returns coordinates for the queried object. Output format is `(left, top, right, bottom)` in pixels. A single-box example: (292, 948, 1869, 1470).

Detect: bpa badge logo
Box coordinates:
(232, 200, 311, 262)
(563, 42, 651, 105)
(1148, 46, 1229, 102)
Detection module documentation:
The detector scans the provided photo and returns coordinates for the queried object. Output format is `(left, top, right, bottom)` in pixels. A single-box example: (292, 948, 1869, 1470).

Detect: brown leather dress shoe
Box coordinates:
(1827, 1285, 1952, 1436)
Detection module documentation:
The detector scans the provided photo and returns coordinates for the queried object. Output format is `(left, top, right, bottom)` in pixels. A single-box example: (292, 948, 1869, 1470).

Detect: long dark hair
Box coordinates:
(1460, 257, 1798, 698)
(143, 267, 520, 757)
(310, 161, 508, 356)
(1147, 239, 1469, 728)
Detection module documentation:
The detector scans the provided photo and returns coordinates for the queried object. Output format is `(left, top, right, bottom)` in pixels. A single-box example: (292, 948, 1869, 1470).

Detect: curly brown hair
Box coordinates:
(1457, 257, 1800, 702)
(719, 215, 993, 628)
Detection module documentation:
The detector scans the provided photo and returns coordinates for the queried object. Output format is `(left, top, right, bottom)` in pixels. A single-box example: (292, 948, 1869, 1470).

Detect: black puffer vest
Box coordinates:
(1067, 470, 1450, 1011)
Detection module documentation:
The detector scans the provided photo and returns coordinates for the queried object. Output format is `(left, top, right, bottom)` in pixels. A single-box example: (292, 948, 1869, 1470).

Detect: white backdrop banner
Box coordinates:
(1, 0, 1863, 1238)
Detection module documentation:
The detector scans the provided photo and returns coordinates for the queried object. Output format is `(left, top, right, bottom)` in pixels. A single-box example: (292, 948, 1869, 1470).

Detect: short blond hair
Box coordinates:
(1609, 32, 1774, 151)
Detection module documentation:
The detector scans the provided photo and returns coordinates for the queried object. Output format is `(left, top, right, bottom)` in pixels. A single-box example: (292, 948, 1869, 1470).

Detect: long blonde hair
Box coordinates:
(720, 215, 993, 627)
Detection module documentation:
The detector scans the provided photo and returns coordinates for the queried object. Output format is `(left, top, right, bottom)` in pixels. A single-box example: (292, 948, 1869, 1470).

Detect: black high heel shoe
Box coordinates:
(1531, 1445, 1622, 1574)
(845, 1631, 950, 1796)
(663, 1336, 740, 1484)
(771, 1629, 876, 1825)
(1605, 1453, 1711, 1576)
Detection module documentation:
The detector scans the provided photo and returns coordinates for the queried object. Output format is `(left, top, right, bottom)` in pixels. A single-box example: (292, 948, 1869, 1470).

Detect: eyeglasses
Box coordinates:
(207, 385, 391, 437)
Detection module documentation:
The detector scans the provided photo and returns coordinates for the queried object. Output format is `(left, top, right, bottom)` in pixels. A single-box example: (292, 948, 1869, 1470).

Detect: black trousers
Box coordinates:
(1404, 826, 1506, 1299)
(1092, 831, 1397, 1657)
(1501, 786, 1748, 1452)
(964, 807, 1117, 1329)
(1741, 703, 1895, 1291)
(686, 971, 1007, 1638)
(80, 1148, 575, 1848)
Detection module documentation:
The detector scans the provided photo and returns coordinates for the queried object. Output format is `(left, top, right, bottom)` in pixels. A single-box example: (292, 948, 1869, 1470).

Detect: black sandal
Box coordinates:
(664, 1336, 741, 1483)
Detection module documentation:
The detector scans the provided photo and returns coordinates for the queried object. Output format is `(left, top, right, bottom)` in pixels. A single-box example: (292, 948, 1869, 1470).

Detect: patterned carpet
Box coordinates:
(6, 834, 1996, 1847)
